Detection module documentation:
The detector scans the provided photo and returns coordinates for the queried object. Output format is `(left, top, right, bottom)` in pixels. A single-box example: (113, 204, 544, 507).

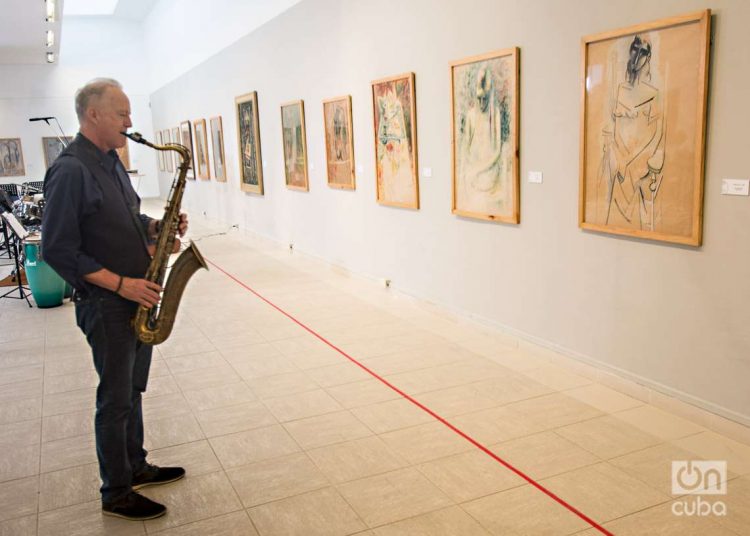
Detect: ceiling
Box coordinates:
(0, 0, 159, 65)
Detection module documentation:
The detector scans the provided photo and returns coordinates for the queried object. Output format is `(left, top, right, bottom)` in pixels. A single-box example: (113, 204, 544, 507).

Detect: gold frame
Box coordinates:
(579, 10, 711, 246)
(171, 127, 180, 171)
(210, 116, 227, 182)
(371, 72, 419, 209)
(323, 95, 355, 190)
(155, 130, 165, 172)
(0, 138, 25, 177)
(280, 100, 309, 192)
(162, 130, 173, 173)
(450, 47, 520, 224)
(180, 121, 196, 180)
(235, 91, 264, 194)
(193, 118, 211, 180)
(41, 136, 73, 169)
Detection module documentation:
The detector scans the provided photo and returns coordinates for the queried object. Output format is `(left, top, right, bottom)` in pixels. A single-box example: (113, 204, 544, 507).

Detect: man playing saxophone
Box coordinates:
(43, 78, 187, 520)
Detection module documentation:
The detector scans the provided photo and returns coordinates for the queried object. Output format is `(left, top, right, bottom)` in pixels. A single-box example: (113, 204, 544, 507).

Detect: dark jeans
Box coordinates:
(75, 289, 152, 503)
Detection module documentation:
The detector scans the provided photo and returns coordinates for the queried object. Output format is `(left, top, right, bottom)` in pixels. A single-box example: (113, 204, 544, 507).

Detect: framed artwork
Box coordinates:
(371, 72, 419, 208)
(580, 9, 711, 246)
(162, 130, 173, 173)
(42, 136, 73, 168)
(210, 116, 227, 182)
(451, 48, 520, 223)
(180, 121, 196, 179)
(235, 91, 264, 194)
(155, 130, 165, 171)
(193, 119, 210, 180)
(171, 127, 180, 170)
(0, 138, 25, 177)
(323, 95, 355, 189)
(280, 100, 309, 191)
(116, 140, 131, 170)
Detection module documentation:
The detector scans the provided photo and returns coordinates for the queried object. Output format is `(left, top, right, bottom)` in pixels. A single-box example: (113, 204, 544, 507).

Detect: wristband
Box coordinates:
(115, 275, 124, 294)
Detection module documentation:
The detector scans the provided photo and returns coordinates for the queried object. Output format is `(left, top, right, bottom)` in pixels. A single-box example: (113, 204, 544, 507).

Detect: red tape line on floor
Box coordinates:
(207, 258, 614, 536)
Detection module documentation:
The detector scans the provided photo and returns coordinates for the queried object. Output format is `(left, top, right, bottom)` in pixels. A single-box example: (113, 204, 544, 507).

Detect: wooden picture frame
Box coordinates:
(180, 121, 196, 180)
(155, 130, 165, 172)
(193, 118, 211, 180)
(371, 72, 419, 209)
(579, 9, 711, 246)
(235, 91, 264, 194)
(171, 127, 181, 170)
(210, 116, 227, 182)
(42, 136, 73, 169)
(280, 100, 309, 191)
(162, 130, 173, 173)
(323, 95, 355, 190)
(0, 138, 25, 177)
(450, 48, 520, 224)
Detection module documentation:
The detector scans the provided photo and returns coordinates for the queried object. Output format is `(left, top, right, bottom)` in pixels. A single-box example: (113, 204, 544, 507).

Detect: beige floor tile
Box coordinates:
(358, 348, 465, 377)
(672, 431, 750, 475)
(490, 431, 601, 480)
(306, 362, 372, 388)
(0, 364, 43, 386)
(351, 398, 435, 434)
(480, 348, 550, 372)
(307, 436, 406, 483)
(143, 413, 204, 451)
(164, 351, 226, 375)
(41, 433, 96, 473)
(183, 382, 256, 412)
(380, 422, 473, 464)
(504, 393, 603, 432)
(451, 405, 542, 445)
(157, 336, 216, 359)
(463, 484, 592, 535)
(246, 371, 320, 399)
(522, 363, 594, 391)
(556, 415, 662, 459)
(326, 379, 401, 409)
(142, 471, 242, 533)
(336, 468, 453, 527)
(613, 404, 706, 441)
(196, 401, 276, 437)
(38, 499, 145, 536)
(43, 369, 98, 395)
(283, 347, 348, 370)
(146, 440, 222, 478)
(43, 355, 92, 378)
(248, 486, 365, 536)
(142, 374, 180, 399)
(0, 419, 40, 446)
(0, 476, 38, 522)
(0, 442, 39, 482)
(372, 505, 490, 535)
(0, 378, 43, 402)
(565, 383, 644, 414)
(172, 364, 241, 392)
(151, 511, 257, 536)
(418, 449, 525, 503)
(541, 462, 669, 523)
(0, 397, 41, 425)
(208, 330, 266, 351)
(714, 476, 750, 534)
(0, 515, 37, 536)
(42, 409, 93, 442)
(142, 393, 192, 422)
(283, 410, 372, 449)
(42, 388, 96, 417)
(598, 499, 737, 535)
(263, 389, 343, 422)
(209, 425, 300, 469)
(147, 358, 171, 379)
(227, 452, 329, 507)
(39, 462, 100, 512)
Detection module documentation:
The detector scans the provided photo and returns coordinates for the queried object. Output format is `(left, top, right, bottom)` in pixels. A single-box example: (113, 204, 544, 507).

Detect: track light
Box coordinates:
(46, 51, 55, 64)
(46, 0, 56, 22)
(46, 29, 54, 48)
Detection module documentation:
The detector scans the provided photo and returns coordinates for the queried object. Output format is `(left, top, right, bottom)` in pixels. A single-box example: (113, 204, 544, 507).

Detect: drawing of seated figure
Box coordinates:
(376, 88, 414, 203)
(602, 35, 666, 230)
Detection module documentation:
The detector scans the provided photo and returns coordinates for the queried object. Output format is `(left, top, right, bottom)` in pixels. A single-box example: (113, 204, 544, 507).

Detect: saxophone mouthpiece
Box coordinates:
(122, 131, 146, 144)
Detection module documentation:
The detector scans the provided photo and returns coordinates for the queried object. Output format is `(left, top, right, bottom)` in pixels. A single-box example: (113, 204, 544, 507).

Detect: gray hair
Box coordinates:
(74, 78, 122, 121)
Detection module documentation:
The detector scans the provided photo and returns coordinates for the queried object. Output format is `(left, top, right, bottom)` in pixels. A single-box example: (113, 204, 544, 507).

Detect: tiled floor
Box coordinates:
(1, 208, 750, 535)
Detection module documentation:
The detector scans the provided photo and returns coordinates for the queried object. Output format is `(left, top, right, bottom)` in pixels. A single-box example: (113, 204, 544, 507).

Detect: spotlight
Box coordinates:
(46, 51, 55, 64)
(46, 29, 54, 48)
(46, 0, 56, 22)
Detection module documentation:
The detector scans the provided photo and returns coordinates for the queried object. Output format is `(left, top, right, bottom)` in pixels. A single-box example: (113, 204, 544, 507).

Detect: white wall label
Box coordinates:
(528, 171, 543, 184)
(422, 167, 432, 178)
(721, 179, 749, 196)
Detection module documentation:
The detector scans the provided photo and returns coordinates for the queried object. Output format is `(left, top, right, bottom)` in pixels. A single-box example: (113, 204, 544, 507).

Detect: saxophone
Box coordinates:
(123, 131, 208, 345)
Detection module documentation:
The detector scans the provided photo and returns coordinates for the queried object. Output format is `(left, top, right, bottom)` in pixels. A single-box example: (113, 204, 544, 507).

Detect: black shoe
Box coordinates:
(102, 491, 166, 520)
(132, 463, 186, 490)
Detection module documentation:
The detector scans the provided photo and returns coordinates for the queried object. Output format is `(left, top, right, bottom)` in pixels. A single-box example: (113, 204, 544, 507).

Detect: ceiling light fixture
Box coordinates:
(47, 51, 55, 64)
(46, 0, 56, 22)
(46, 29, 55, 48)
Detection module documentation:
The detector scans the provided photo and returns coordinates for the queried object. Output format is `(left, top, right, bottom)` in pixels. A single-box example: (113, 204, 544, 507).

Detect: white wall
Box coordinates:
(0, 17, 158, 197)
(150, 0, 750, 424)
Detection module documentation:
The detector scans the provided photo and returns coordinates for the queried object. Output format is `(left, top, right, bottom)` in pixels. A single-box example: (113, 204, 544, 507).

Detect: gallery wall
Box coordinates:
(150, 0, 750, 423)
(0, 18, 158, 196)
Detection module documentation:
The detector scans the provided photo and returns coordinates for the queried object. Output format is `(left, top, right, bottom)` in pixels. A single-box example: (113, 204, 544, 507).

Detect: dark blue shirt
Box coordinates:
(42, 133, 154, 290)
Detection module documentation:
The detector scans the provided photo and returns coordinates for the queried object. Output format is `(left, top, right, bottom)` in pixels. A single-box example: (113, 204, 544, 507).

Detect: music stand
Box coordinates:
(0, 211, 32, 307)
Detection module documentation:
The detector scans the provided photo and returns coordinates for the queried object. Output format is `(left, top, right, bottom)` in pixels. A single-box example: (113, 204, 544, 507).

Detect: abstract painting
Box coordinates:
(323, 95, 355, 189)
(193, 119, 210, 180)
(210, 116, 226, 182)
(42, 136, 73, 169)
(371, 72, 418, 208)
(280, 100, 309, 191)
(451, 48, 519, 223)
(580, 10, 711, 245)
(235, 91, 263, 194)
(0, 139, 25, 177)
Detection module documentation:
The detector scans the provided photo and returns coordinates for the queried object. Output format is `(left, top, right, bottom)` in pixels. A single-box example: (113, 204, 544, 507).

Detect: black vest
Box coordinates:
(58, 135, 150, 282)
